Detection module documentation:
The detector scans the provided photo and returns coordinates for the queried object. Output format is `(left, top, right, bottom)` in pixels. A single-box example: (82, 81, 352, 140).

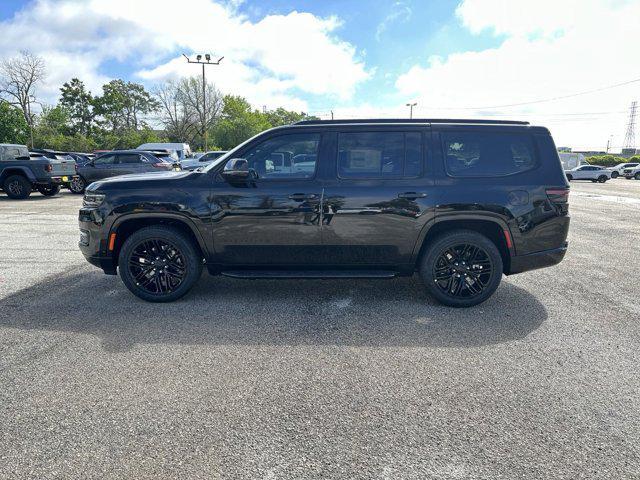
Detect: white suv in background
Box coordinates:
(608, 162, 639, 178)
(622, 164, 640, 180)
(565, 165, 611, 183)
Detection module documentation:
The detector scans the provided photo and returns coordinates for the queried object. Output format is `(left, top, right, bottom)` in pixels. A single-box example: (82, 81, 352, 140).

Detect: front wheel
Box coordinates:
(597, 175, 608, 183)
(118, 226, 203, 302)
(37, 184, 61, 196)
(611, 171, 619, 178)
(3, 175, 32, 199)
(420, 230, 503, 308)
(69, 176, 86, 194)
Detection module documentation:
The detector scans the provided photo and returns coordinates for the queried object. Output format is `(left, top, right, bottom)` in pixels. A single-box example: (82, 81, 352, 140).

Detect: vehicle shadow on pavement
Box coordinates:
(0, 267, 547, 352)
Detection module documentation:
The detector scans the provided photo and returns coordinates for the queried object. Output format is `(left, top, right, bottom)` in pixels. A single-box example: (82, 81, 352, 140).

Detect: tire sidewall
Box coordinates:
(3, 175, 31, 199)
(118, 226, 202, 302)
(420, 230, 503, 308)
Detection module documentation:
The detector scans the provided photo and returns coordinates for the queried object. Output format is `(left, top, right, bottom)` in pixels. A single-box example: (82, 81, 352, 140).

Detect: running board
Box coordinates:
(220, 270, 398, 279)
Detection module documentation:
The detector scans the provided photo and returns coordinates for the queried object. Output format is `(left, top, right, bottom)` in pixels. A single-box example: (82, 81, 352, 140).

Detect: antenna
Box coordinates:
(622, 101, 637, 150)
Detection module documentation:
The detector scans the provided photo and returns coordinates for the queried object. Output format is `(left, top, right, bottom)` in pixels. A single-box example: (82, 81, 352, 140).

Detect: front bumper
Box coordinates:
(79, 207, 117, 275)
(508, 243, 568, 275)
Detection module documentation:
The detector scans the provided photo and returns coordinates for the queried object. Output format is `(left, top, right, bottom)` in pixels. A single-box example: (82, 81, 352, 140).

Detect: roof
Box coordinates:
(295, 118, 530, 126)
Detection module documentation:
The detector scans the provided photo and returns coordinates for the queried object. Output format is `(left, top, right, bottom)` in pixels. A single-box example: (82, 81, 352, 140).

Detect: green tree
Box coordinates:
(211, 95, 271, 150)
(0, 101, 29, 144)
(265, 107, 317, 127)
(93, 80, 159, 133)
(60, 78, 94, 136)
(32, 105, 71, 150)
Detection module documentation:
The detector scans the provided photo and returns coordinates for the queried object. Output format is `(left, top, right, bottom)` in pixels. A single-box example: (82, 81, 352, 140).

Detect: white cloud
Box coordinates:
(376, 1, 412, 42)
(0, 0, 371, 111)
(396, 0, 640, 150)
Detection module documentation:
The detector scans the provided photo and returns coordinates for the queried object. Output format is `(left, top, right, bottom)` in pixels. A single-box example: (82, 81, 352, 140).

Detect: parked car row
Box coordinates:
(564, 161, 640, 182)
(0, 144, 181, 199)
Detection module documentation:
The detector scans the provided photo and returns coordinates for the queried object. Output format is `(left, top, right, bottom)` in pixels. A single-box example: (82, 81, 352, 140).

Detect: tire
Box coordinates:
(118, 226, 203, 302)
(37, 184, 61, 196)
(566, 174, 573, 181)
(635, 173, 640, 180)
(69, 176, 86, 194)
(611, 171, 619, 178)
(591, 179, 597, 183)
(3, 174, 32, 199)
(597, 175, 608, 183)
(420, 229, 503, 308)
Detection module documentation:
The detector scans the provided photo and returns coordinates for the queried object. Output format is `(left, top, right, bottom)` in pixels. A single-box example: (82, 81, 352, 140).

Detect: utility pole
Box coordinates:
(331, 110, 334, 120)
(622, 101, 637, 151)
(183, 53, 223, 151)
(606, 135, 613, 153)
(406, 102, 417, 119)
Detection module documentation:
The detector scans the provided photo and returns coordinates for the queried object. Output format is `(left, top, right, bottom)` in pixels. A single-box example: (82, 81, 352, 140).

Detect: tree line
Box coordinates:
(0, 51, 316, 152)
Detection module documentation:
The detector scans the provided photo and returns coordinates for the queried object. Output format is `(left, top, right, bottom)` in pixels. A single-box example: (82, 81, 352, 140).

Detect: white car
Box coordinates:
(607, 162, 639, 178)
(565, 165, 611, 183)
(622, 164, 640, 180)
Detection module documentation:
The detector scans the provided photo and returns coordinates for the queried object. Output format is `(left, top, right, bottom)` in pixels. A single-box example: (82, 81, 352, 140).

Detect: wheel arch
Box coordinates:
(109, 213, 208, 267)
(414, 216, 512, 274)
(0, 167, 36, 184)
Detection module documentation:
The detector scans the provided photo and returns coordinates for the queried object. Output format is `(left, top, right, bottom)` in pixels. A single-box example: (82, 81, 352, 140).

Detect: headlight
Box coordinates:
(83, 192, 105, 207)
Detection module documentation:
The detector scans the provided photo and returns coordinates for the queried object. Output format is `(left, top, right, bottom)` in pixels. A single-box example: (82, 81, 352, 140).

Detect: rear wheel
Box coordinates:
(611, 171, 619, 178)
(69, 176, 86, 194)
(420, 230, 503, 308)
(3, 175, 31, 199)
(37, 184, 61, 196)
(118, 226, 203, 302)
(597, 175, 608, 183)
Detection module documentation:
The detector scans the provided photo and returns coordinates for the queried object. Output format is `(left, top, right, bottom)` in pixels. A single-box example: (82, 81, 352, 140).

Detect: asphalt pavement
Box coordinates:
(0, 180, 639, 479)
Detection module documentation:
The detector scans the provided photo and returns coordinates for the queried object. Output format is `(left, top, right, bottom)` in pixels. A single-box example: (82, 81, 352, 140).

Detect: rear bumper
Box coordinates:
(508, 243, 568, 275)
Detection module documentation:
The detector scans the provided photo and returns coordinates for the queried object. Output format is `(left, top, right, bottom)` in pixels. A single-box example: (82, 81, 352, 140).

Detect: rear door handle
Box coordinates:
(398, 192, 427, 199)
(288, 193, 318, 201)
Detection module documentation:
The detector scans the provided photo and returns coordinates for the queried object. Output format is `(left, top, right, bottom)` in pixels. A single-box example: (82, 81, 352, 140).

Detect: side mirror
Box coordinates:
(221, 158, 252, 181)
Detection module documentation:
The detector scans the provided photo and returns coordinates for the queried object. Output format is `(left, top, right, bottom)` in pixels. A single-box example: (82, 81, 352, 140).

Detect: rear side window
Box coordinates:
(338, 131, 423, 178)
(117, 154, 142, 164)
(442, 132, 536, 177)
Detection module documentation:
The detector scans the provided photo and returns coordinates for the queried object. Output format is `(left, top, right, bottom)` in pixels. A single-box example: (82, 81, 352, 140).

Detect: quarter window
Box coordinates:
(243, 133, 320, 180)
(442, 132, 536, 177)
(337, 131, 423, 178)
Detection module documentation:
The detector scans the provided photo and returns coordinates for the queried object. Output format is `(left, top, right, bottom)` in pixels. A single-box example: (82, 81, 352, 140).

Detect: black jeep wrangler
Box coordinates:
(79, 119, 570, 307)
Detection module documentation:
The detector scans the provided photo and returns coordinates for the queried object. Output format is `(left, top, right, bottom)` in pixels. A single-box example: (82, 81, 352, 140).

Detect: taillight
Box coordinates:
(45, 164, 52, 172)
(546, 187, 569, 214)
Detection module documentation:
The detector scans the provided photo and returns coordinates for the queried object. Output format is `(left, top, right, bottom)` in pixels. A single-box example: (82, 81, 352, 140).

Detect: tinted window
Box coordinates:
(338, 131, 423, 178)
(243, 133, 319, 180)
(93, 155, 115, 165)
(442, 132, 536, 177)
(117, 154, 142, 164)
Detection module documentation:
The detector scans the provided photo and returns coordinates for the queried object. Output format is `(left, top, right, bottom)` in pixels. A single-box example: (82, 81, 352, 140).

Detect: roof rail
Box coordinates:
(295, 118, 530, 125)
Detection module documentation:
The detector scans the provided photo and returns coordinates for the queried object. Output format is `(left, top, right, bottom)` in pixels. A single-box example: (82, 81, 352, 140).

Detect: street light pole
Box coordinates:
(406, 102, 417, 119)
(183, 53, 224, 151)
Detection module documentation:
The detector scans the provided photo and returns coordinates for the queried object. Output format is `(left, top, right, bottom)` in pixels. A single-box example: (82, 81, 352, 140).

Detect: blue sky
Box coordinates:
(0, 0, 639, 150)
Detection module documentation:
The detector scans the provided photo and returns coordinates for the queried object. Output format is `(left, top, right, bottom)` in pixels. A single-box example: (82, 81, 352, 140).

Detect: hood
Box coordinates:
(87, 170, 195, 191)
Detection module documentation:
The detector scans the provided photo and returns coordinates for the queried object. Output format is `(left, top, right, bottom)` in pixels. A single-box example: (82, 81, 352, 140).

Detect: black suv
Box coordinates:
(79, 119, 570, 307)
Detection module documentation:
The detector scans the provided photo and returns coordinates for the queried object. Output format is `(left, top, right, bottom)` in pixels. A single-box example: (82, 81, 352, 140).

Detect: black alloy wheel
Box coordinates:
(37, 184, 61, 196)
(3, 175, 31, 199)
(597, 175, 607, 183)
(118, 226, 202, 302)
(69, 176, 86, 194)
(421, 230, 503, 307)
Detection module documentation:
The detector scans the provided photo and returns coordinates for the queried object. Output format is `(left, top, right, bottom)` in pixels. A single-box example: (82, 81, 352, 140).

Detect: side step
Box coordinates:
(220, 270, 398, 279)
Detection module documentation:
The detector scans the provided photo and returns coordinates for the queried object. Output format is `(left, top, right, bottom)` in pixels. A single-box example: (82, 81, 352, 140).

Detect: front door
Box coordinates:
(320, 129, 436, 267)
(210, 131, 324, 266)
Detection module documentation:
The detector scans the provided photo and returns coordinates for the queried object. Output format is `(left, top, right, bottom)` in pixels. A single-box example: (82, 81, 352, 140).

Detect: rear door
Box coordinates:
(115, 153, 147, 175)
(86, 154, 117, 181)
(319, 126, 437, 267)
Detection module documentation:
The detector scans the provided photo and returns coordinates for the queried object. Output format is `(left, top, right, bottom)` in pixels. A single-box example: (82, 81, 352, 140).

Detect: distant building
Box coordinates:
(559, 152, 587, 169)
(621, 148, 638, 158)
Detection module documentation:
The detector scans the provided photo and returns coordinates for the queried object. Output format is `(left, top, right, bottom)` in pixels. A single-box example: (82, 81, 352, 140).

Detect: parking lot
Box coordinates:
(0, 181, 639, 479)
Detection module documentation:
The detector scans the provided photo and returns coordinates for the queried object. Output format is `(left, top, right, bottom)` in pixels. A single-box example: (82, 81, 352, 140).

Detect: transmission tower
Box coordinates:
(622, 101, 637, 149)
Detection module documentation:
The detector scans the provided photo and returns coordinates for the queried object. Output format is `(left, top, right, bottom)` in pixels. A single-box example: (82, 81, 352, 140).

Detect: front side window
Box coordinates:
(337, 131, 423, 179)
(93, 155, 115, 165)
(442, 132, 536, 177)
(243, 133, 320, 180)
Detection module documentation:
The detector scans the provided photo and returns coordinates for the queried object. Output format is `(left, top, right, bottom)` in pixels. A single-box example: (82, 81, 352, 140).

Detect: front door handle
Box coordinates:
(289, 193, 317, 201)
(398, 192, 427, 199)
